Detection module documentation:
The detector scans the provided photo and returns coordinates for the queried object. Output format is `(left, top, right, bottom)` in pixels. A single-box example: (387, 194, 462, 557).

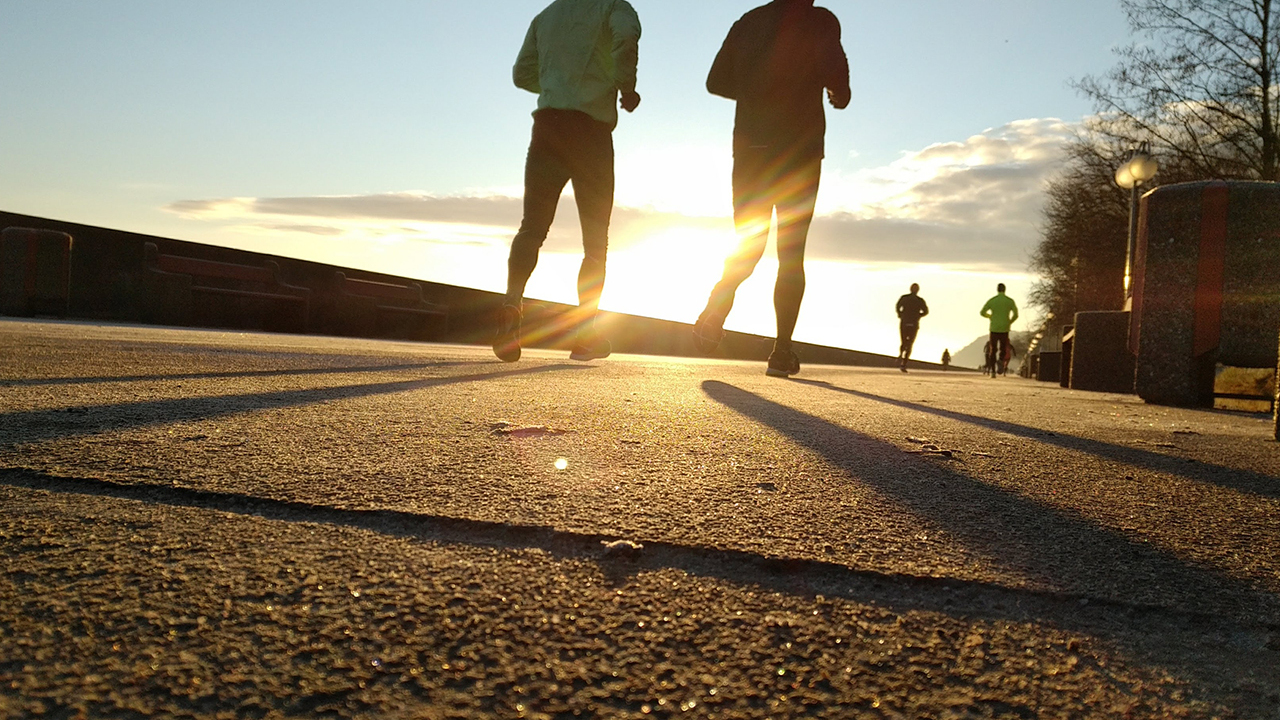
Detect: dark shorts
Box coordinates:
(989, 332, 1011, 356)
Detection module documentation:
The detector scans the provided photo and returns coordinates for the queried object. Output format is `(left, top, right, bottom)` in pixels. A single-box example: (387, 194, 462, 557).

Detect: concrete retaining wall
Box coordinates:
(0, 211, 940, 369)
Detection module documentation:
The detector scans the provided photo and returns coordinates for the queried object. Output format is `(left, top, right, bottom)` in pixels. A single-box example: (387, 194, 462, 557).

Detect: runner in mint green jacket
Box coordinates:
(512, 0, 641, 130)
(494, 0, 642, 364)
(980, 283, 1019, 373)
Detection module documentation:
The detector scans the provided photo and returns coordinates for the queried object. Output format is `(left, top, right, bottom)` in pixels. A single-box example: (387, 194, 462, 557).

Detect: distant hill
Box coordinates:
(950, 331, 1035, 370)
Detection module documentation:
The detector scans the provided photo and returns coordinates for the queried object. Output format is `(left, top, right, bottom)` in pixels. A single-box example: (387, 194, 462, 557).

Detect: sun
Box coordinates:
(600, 227, 738, 323)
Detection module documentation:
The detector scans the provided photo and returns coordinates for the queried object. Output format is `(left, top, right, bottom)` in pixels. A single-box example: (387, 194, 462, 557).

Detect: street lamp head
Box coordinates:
(1130, 152, 1158, 183)
(1115, 163, 1137, 189)
(1115, 142, 1158, 189)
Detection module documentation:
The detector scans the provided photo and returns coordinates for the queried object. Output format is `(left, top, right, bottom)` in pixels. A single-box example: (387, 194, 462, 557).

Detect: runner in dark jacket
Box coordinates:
(691, 0, 850, 378)
(896, 283, 928, 372)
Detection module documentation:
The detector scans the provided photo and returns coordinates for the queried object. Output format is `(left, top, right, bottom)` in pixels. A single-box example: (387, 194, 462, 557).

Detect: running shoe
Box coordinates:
(765, 348, 800, 377)
(570, 335, 612, 362)
(492, 304, 522, 363)
(691, 312, 726, 355)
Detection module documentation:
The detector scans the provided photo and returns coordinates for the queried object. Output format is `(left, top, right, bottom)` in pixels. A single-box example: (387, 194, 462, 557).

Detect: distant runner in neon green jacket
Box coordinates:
(980, 283, 1019, 372)
(980, 286, 1019, 333)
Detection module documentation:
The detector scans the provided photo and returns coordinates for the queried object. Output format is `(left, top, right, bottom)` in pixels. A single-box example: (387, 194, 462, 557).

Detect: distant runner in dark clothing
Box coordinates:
(895, 283, 928, 372)
(690, 0, 850, 378)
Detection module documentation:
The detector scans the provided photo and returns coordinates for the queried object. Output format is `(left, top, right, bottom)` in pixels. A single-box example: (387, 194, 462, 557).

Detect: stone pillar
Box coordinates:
(1036, 351, 1061, 383)
(1, 227, 74, 317)
(1131, 181, 1280, 407)
(1070, 311, 1136, 394)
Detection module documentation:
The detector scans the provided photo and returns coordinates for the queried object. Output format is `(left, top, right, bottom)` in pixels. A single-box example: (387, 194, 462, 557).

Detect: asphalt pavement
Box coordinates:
(2, 318, 1278, 719)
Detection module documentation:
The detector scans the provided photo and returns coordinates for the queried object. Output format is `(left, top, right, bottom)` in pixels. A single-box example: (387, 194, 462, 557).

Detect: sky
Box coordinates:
(0, 0, 1134, 361)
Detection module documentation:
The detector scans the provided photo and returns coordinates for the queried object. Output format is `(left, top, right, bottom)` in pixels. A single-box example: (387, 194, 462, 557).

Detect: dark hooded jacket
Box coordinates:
(706, 0, 850, 159)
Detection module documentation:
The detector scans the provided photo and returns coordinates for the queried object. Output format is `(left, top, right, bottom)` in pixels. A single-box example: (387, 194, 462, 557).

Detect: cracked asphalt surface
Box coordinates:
(2, 318, 1278, 719)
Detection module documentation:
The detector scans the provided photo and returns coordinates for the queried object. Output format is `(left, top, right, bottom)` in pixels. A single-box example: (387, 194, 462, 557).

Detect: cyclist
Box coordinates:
(980, 283, 1019, 378)
(1000, 341, 1016, 375)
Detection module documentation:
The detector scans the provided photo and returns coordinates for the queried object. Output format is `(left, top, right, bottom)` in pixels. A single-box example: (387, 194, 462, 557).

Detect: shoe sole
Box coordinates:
(765, 366, 798, 378)
(492, 308, 521, 363)
(570, 340, 612, 362)
(493, 330, 521, 362)
(493, 343, 521, 363)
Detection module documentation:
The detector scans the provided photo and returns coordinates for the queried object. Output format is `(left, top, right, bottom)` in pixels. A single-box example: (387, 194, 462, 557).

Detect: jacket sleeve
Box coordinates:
(821, 11, 851, 109)
(610, 1, 642, 93)
(920, 299, 929, 318)
(513, 19, 541, 94)
(980, 299, 992, 318)
(1010, 300, 1019, 324)
(706, 22, 739, 100)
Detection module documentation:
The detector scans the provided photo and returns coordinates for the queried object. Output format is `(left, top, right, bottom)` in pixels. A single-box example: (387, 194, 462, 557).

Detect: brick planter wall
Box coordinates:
(1131, 181, 1280, 407)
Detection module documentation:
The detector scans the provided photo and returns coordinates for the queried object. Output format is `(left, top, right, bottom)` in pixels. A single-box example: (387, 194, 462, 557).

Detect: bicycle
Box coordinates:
(983, 341, 997, 377)
(983, 340, 1012, 377)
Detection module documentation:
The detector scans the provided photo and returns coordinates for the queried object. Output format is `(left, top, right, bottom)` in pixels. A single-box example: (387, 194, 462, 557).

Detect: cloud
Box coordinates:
(169, 193, 524, 228)
(167, 191, 731, 256)
(165, 118, 1074, 273)
(815, 118, 1074, 269)
(807, 215, 1032, 270)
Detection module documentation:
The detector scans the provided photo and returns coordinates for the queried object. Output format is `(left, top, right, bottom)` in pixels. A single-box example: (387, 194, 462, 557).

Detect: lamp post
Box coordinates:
(1115, 141, 1159, 304)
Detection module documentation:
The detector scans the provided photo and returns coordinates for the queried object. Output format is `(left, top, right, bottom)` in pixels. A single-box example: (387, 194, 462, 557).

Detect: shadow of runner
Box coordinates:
(1, 363, 586, 446)
(4, 467, 1277, 715)
(0, 466, 1263, 623)
(0, 361, 488, 388)
(792, 378, 1280, 501)
(701, 380, 1279, 625)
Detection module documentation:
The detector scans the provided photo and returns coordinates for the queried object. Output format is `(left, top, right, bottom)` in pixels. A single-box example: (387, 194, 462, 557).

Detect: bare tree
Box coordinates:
(1030, 0, 1278, 324)
(1076, 0, 1280, 180)
(1028, 139, 1130, 327)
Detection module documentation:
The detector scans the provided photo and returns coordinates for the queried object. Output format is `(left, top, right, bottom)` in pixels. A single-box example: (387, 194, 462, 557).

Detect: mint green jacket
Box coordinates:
(513, 0, 641, 130)
(980, 293, 1019, 333)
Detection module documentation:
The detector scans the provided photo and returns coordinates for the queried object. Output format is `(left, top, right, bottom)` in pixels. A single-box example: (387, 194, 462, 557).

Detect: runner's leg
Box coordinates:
(772, 156, 821, 349)
(701, 151, 773, 324)
(506, 113, 572, 307)
(568, 115, 615, 327)
(901, 323, 918, 362)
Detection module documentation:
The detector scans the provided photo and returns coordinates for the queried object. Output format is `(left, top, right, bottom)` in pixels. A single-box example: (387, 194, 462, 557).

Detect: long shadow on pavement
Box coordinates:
(4, 466, 1276, 713)
(1, 363, 585, 446)
(792, 379, 1280, 501)
(0, 466, 1261, 626)
(0, 361, 486, 388)
(701, 380, 1278, 625)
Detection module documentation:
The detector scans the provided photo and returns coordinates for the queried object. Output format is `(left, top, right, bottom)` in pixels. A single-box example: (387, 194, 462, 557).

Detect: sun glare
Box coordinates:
(615, 145, 732, 217)
(601, 228, 737, 323)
